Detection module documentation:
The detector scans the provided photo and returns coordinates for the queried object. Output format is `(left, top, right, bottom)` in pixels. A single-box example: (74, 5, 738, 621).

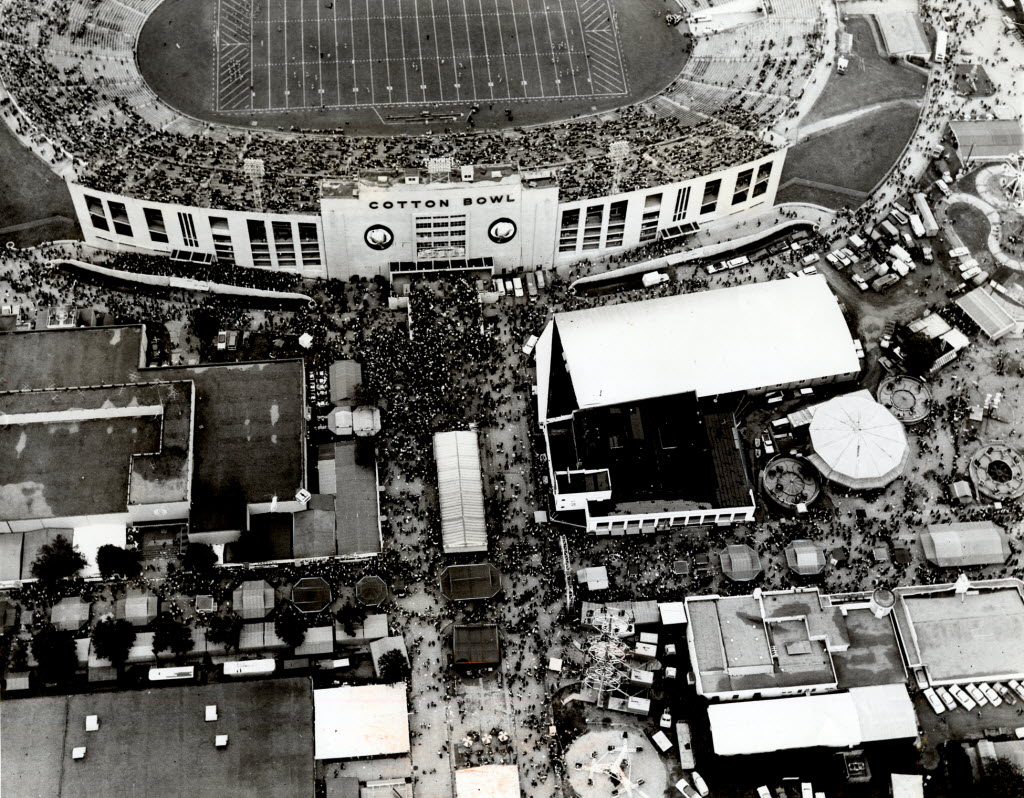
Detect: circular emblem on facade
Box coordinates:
(488, 218, 517, 244)
(364, 224, 394, 250)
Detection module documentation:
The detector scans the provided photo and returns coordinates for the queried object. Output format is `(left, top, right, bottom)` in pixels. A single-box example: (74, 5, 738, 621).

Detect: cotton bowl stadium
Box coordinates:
(0, 0, 930, 275)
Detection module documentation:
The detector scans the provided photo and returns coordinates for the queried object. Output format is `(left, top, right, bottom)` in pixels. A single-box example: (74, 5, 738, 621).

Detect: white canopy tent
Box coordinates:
(433, 431, 487, 554)
(808, 394, 909, 490)
(455, 765, 521, 798)
(313, 684, 410, 760)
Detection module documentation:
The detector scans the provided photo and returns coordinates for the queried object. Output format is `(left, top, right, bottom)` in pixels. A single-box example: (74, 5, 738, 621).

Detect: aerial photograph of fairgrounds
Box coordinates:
(2, 0, 1024, 796)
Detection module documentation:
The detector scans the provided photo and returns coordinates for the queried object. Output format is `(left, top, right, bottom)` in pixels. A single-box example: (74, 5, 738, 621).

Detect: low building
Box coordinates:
(948, 119, 1024, 164)
(433, 431, 487, 554)
(535, 276, 860, 533)
(452, 624, 500, 667)
(314, 683, 411, 760)
(892, 579, 1024, 686)
(686, 587, 906, 701)
(707, 684, 917, 756)
(919, 521, 1010, 567)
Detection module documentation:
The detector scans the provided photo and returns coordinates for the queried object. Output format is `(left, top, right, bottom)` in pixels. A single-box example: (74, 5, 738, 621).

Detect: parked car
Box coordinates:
(761, 430, 776, 456)
(923, 688, 945, 715)
(852, 274, 869, 291)
(660, 709, 673, 729)
(757, 788, 772, 798)
(950, 685, 977, 711)
(996, 684, 1018, 705)
(936, 686, 958, 711)
(981, 683, 1003, 706)
(801, 265, 819, 276)
(966, 683, 988, 706)
(1007, 680, 1024, 702)
(675, 778, 700, 798)
(690, 772, 709, 797)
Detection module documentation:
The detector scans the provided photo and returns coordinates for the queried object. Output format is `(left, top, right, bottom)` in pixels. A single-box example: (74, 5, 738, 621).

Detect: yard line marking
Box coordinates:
(349, 0, 358, 100)
(570, 0, 596, 93)
(249, 0, 255, 109)
(444, 0, 460, 102)
(397, 0, 411, 102)
(428, 0, 444, 102)
(332, 0, 342, 106)
(215, 0, 222, 110)
(508, 0, 529, 98)
(474, 0, 494, 99)
(266, 0, 273, 107)
(315, 0, 325, 105)
(554, 0, 579, 95)
(459, 0, 478, 100)
(381, 0, 393, 100)
(364, 0, 375, 104)
(299, 0, 308, 107)
(523, 0, 546, 96)
(538, 0, 561, 96)
(412, 0, 427, 102)
(282, 0, 289, 107)
(491, 0, 512, 99)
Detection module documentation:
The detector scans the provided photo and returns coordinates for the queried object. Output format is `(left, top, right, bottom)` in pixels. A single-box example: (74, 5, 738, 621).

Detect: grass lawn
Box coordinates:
(804, 16, 927, 125)
(780, 102, 921, 202)
(137, 0, 685, 133)
(775, 181, 864, 210)
(0, 119, 79, 247)
(947, 202, 995, 268)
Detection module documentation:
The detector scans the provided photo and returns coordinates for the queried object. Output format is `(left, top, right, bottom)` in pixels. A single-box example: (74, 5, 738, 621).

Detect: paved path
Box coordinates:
(796, 97, 924, 142)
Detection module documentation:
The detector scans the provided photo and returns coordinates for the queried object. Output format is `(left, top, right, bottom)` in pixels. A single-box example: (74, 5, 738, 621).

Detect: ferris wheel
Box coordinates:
(1001, 152, 1024, 208)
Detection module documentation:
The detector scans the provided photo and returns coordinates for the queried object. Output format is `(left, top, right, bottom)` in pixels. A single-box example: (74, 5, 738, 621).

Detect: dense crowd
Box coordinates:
(0, 0, 776, 212)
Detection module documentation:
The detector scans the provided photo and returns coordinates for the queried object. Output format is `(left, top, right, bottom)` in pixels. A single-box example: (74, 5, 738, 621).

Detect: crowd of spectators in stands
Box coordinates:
(0, 0, 775, 212)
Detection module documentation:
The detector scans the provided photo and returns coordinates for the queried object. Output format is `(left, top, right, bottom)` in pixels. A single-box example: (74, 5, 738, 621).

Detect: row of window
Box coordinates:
(557, 160, 776, 252)
(83, 193, 321, 271)
(591, 510, 750, 533)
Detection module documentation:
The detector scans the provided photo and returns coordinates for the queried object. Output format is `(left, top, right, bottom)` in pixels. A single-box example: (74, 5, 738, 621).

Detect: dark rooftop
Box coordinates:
(439, 564, 503, 601)
(453, 624, 500, 665)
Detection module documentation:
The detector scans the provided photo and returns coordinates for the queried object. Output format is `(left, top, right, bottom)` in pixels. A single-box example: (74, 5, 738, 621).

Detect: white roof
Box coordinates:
(808, 394, 909, 489)
(433, 431, 487, 554)
(658, 602, 688, 625)
(550, 276, 858, 410)
(314, 684, 410, 760)
(708, 685, 917, 755)
(891, 774, 924, 798)
(455, 765, 521, 798)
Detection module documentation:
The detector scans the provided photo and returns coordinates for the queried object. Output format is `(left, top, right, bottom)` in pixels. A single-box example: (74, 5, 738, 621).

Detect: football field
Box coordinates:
(215, 0, 629, 112)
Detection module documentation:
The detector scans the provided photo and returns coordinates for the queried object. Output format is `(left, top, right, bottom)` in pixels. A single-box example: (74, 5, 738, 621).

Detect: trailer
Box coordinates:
(909, 214, 926, 239)
(879, 220, 900, 240)
(913, 192, 940, 236)
(934, 29, 948, 63)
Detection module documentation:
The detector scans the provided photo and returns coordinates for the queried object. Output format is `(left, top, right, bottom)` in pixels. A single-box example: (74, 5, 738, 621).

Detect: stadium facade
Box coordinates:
(535, 276, 861, 533)
(67, 149, 786, 280)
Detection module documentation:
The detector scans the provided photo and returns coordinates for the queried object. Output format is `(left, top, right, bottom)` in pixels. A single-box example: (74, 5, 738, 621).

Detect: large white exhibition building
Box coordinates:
(67, 148, 786, 281)
(535, 276, 861, 533)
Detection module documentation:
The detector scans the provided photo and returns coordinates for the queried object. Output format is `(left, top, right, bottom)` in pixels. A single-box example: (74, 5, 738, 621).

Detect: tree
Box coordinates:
(96, 544, 142, 581)
(982, 758, 1024, 798)
(335, 601, 365, 637)
(205, 613, 243, 651)
(31, 626, 78, 683)
(91, 617, 136, 669)
(181, 542, 218, 575)
(377, 648, 410, 682)
(274, 603, 308, 649)
(151, 612, 195, 659)
(30, 534, 87, 582)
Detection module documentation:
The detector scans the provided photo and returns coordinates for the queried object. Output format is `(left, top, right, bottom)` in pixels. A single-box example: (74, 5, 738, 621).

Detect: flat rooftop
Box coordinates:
(688, 589, 906, 695)
(0, 326, 305, 532)
(0, 678, 314, 798)
(0, 381, 193, 521)
(895, 583, 1024, 682)
(548, 275, 859, 410)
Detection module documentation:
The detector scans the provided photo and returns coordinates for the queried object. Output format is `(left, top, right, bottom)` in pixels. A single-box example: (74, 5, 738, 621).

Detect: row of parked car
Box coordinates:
(922, 678, 1024, 716)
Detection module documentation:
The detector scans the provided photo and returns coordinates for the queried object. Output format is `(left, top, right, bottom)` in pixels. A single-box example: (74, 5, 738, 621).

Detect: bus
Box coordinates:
(909, 214, 926, 238)
(934, 29, 948, 63)
(148, 666, 195, 682)
(223, 659, 276, 677)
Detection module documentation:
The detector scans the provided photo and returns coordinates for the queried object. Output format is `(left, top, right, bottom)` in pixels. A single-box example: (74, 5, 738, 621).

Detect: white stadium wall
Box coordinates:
(67, 149, 786, 281)
(68, 183, 329, 278)
(554, 149, 787, 261)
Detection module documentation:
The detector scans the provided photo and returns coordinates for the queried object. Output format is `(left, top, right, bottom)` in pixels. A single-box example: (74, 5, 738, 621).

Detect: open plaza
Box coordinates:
(1, 0, 1024, 795)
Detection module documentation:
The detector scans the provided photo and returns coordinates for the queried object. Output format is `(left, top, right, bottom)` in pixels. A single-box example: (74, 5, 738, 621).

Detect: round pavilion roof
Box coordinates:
(808, 394, 909, 490)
